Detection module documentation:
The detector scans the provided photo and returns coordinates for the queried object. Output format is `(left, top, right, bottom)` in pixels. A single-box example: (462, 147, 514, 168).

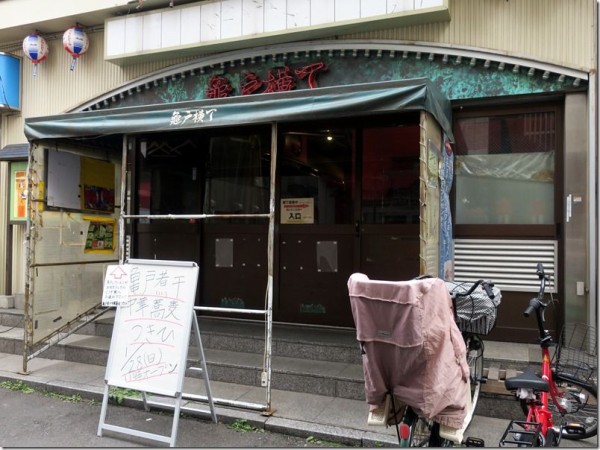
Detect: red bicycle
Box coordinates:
(500, 263, 597, 447)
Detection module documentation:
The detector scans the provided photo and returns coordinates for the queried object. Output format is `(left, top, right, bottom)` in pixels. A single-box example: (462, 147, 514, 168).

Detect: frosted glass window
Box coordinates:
(317, 241, 338, 272)
(454, 112, 556, 225)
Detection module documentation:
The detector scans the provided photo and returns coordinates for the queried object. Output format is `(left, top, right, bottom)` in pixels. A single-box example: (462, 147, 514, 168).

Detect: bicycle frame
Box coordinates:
(522, 348, 555, 439)
(501, 263, 578, 447)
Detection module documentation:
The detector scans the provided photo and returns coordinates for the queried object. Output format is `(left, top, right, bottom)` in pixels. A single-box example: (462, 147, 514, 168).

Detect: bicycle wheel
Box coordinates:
(397, 406, 431, 447)
(466, 334, 484, 412)
(550, 372, 597, 440)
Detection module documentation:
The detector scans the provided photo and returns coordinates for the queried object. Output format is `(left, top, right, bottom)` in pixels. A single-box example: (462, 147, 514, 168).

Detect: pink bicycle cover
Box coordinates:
(348, 273, 469, 429)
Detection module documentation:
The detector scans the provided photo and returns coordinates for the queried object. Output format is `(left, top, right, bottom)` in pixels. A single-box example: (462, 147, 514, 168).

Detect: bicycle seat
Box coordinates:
(504, 369, 549, 392)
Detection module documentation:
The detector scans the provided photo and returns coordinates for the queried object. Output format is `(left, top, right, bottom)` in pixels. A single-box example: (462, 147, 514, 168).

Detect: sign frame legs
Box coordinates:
(97, 384, 184, 447)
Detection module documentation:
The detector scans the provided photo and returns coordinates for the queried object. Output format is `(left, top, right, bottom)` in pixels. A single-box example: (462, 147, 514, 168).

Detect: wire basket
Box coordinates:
(445, 281, 502, 335)
(554, 323, 598, 385)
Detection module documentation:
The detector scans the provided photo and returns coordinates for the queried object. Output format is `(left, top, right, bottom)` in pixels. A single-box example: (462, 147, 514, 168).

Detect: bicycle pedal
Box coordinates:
(562, 422, 587, 436)
(464, 436, 485, 447)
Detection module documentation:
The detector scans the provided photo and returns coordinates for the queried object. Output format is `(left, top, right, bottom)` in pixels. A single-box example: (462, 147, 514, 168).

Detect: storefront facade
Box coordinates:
(0, 0, 597, 348)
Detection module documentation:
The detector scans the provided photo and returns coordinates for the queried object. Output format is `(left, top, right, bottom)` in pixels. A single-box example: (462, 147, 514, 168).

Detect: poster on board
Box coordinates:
(103, 260, 198, 397)
(280, 198, 314, 224)
(10, 161, 27, 221)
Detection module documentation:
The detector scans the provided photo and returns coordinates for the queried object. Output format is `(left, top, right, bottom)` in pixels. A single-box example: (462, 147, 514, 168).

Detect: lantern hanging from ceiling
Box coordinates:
(22, 33, 48, 77)
(63, 26, 89, 71)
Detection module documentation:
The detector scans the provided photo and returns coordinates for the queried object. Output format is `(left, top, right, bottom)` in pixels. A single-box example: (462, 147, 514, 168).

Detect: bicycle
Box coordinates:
(500, 263, 598, 447)
(400, 278, 500, 447)
(348, 274, 499, 447)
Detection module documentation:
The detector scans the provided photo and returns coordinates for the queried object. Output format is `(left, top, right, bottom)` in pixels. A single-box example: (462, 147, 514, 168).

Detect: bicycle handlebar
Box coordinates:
(524, 263, 553, 344)
(523, 298, 538, 317)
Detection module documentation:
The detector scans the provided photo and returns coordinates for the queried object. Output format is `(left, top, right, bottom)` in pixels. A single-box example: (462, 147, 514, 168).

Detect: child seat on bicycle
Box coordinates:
(348, 273, 469, 430)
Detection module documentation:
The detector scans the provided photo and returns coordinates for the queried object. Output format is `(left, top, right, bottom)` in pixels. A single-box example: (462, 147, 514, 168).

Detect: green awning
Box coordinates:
(25, 78, 454, 141)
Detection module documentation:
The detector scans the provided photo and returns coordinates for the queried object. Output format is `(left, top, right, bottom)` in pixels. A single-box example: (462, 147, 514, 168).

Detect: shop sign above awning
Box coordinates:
(24, 78, 454, 141)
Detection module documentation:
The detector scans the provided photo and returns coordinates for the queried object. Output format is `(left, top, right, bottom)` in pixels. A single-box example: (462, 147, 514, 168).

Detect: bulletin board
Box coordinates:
(103, 259, 199, 397)
(10, 161, 28, 222)
(46, 148, 115, 212)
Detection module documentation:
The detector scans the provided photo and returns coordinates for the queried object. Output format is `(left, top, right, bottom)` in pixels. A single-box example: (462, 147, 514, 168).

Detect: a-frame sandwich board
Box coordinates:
(97, 259, 216, 447)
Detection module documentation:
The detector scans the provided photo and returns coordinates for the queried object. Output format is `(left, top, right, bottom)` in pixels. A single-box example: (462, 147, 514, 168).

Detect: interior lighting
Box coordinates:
(558, 74, 565, 82)
(498, 62, 505, 71)
(442, 54, 448, 64)
(484, 60, 491, 69)
(469, 58, 476, 67)
(527, 67, 535, 77)
(512, 65, 520, 73)
(573, 78, 581, 87)
(454, 56, 462, 65)
(542, 71, 549, 79)
(402, 51, 408, 59)
(428, 53, 435, 61)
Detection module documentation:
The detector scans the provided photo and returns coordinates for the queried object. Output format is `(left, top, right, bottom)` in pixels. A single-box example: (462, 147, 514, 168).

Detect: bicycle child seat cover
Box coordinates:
(348, 273, 469, 429)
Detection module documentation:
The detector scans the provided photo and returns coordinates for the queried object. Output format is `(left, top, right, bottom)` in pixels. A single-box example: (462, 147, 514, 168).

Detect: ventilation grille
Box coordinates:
(453, 239, 557, 293)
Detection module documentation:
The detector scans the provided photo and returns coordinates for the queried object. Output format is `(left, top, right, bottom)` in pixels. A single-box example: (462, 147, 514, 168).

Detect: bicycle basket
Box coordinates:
(445, 281, 502, 335)
(554, 323, 598, 385)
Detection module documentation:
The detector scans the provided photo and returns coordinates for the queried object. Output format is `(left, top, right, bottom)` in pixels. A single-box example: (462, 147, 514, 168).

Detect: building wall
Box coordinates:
(0, 0, 595, 307)
(344, 0, 595, 71)
(0, 0, 595, 148)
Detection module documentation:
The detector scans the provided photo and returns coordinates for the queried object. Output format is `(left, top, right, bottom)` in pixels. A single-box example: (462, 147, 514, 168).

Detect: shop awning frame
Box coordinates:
(24, 78, 454, 142)
(22, 77, 454, 414)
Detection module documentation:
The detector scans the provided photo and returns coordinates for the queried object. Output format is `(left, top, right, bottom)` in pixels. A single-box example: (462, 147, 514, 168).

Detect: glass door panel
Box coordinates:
(360, 124, 421, 281)
(277, 125, 356, 326)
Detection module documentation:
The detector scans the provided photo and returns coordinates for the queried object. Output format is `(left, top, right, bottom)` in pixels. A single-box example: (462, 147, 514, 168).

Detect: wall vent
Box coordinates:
(453, 239, 557, 293)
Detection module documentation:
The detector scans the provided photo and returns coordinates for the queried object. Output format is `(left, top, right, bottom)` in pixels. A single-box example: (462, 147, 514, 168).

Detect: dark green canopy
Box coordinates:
(25, 78, 453, 141)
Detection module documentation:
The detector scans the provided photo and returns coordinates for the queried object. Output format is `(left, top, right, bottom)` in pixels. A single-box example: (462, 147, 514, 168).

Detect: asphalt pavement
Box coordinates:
(0, 386, 334, 448)
(0, 377, 597, 448)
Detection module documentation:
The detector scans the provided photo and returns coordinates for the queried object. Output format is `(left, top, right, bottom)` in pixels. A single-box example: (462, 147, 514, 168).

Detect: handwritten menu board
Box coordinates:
(104, 260, 198, 397)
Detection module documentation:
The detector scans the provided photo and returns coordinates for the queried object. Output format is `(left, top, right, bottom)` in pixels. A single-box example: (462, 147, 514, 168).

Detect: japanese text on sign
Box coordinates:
(104, 261, 198, 397)
(280, 198, 314, 224)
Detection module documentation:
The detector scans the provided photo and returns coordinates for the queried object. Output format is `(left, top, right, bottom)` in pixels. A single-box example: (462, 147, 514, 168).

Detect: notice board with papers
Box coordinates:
(104, 259, 198, 397)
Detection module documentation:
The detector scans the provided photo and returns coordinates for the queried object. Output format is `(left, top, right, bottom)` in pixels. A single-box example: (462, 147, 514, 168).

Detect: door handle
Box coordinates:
(355, 221, 360, 237)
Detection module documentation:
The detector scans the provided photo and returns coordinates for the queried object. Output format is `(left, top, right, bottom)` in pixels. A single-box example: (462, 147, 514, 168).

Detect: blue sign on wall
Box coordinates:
(0, 53, 21, 111)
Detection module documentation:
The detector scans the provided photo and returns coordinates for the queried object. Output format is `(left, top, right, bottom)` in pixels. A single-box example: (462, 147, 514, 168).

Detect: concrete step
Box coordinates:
(0, 307, 531, 410)
(0, 325, 366, 400)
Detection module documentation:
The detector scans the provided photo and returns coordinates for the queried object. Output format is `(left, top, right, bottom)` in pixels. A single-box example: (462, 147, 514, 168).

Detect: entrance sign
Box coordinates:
(280, 198, 314, 224)
(98, 259, 216, 447)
